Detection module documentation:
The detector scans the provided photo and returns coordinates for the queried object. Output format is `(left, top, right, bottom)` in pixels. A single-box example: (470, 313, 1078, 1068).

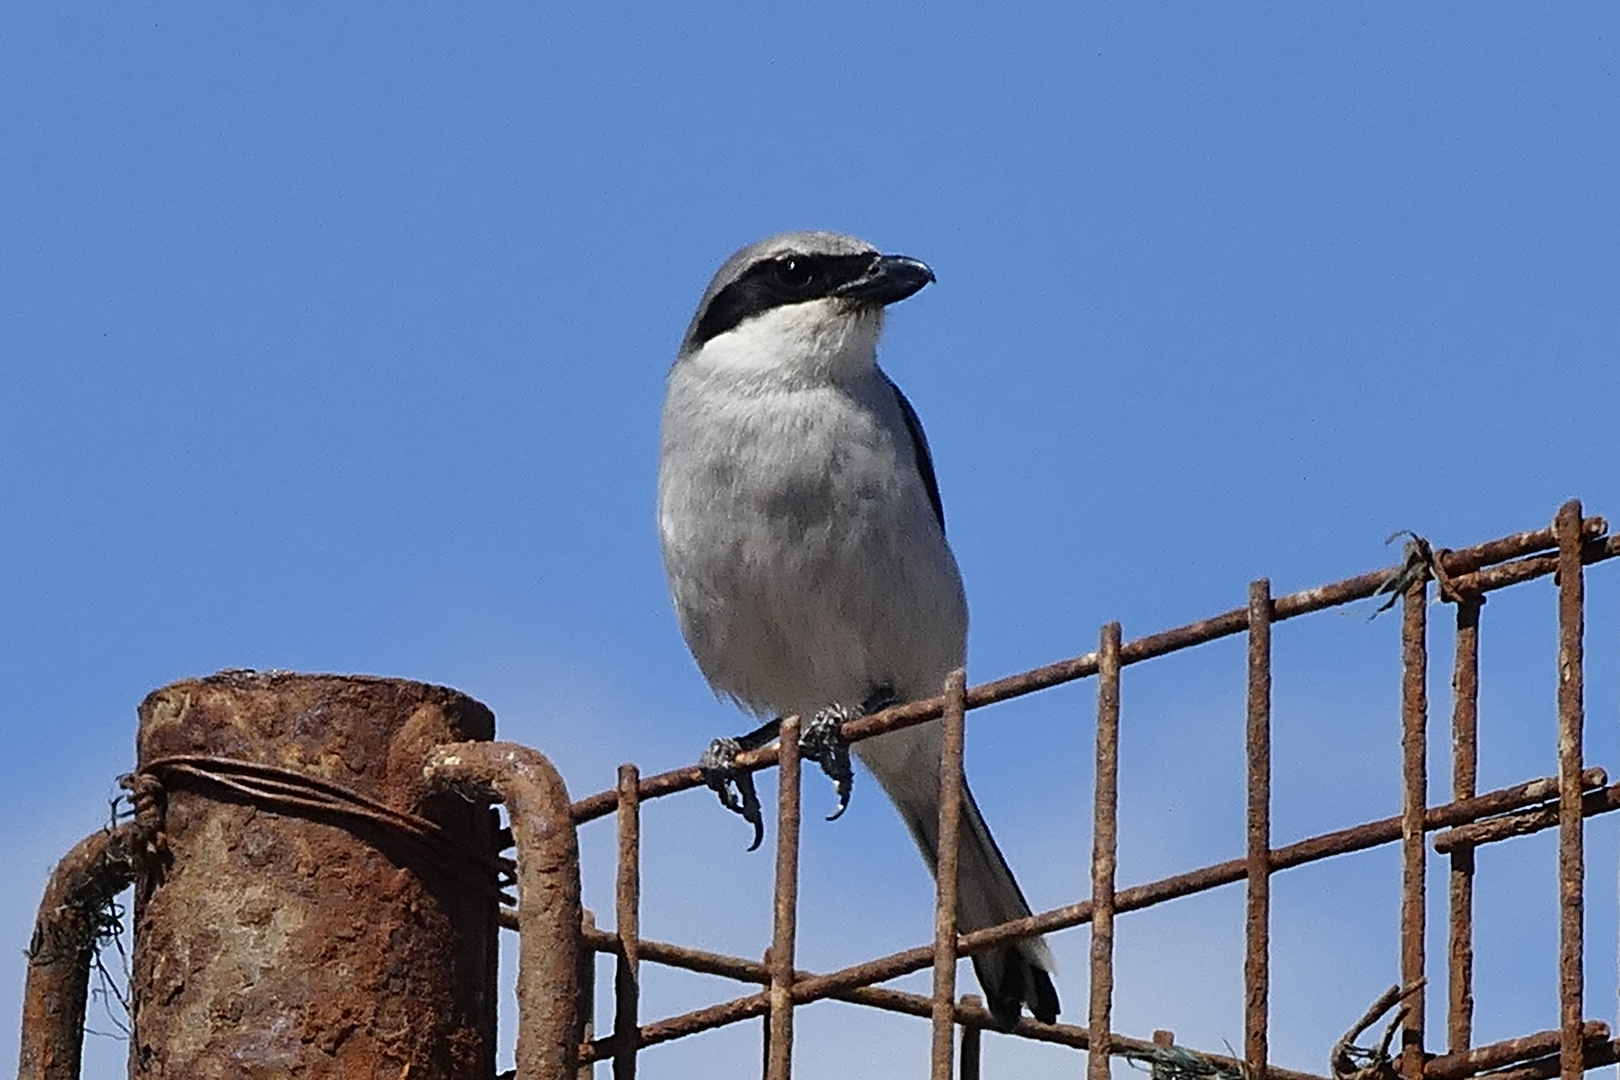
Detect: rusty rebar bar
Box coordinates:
(1088, 623, 1122, 1080)
(959, 994, 984, 1080)
(1445, 534, 1620, 598)
(613, 764, 641, 1080)
(1424, 1021, 1609, 1079)
(1447, 595, 1481, 1053)
(566, 521, 1613, 825)
(765, 714, 802, 1080)
(932, 670, 969, 1080)
(424, 742, 581, 1080)
(1434, 780, 1619, 852)
(1400, 579, 1429, 1080)
(1246, 579, 1272, 1080)
(1553, 500, 1586, 1080)
(18, 825, 137, 1080)
(1461, 1037, 1620, 1080)
(579, 909, 598, 1080)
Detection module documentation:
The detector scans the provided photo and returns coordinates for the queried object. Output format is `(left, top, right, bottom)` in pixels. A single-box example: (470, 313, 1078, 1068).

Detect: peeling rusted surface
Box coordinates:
(131, 672, 498, 1079)
(19, 825, 137, 1080)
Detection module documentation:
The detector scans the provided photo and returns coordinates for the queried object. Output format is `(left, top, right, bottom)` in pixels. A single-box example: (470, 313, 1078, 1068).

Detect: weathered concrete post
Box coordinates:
(128, 671, 499, 1079)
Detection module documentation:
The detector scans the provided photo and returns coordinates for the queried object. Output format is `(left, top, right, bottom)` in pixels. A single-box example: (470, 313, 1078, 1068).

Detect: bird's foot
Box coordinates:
(700, 736, 766, 851)
(801, 704, 857, 821)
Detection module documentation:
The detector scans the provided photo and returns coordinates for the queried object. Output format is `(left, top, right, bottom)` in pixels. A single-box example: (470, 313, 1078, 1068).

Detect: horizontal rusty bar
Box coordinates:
(1434, 781, 1620, 854)
(1474, 1039, 1620, 1080)
(1425, 1022, 1609, 1080)
(1446, 535, 1620, 598)
(568, 520, 1614, 824)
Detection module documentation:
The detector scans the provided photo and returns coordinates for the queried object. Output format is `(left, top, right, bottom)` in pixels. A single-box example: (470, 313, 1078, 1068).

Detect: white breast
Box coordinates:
(658, 330, 967, 721)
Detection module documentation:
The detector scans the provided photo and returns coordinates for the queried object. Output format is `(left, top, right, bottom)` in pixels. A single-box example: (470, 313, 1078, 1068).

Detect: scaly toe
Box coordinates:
(802, 705, 856, 821)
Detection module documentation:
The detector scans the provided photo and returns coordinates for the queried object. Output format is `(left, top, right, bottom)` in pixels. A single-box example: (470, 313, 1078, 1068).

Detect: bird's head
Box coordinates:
(678, 231, 934, 381)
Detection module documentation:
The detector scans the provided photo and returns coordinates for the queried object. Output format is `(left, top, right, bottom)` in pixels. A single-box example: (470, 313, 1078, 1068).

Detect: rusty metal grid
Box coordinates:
(24, 501, 1613, 1079)
(519, 498, 1620, 1080)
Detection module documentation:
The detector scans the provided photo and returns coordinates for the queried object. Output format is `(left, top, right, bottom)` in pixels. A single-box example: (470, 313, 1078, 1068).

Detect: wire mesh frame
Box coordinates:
(535, 500, 1620, 1080)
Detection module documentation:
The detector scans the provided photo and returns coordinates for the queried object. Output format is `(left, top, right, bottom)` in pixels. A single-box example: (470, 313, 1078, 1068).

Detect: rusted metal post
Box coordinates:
(931, 670, 969, 1080)
(959, 994, 984, 1080)
(1553, 500, 1586, 1080)
(1448, 594, 1482, 1052)
(1400, 581, 1429, 1080)
(1245, 579, 1272, 1080)
(1089, 622, 1122, 1080)
(18, 825, 136, 1080)
(425, 740, 583, 1080)
(613, 764, 642, 1080)
(765, 714, 802, 1080)
(132, 673, 500, 1079)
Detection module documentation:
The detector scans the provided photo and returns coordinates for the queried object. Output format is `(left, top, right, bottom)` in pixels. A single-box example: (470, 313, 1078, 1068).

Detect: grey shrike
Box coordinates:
(656, 231, 1059, 1027)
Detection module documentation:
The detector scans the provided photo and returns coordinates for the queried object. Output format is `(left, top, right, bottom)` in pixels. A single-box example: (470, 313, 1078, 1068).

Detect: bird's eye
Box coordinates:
(773, 257, 816, 291)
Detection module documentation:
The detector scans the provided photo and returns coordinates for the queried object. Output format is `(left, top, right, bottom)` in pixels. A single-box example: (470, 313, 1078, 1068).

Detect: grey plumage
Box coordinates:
(657, 230, 1059, 1027)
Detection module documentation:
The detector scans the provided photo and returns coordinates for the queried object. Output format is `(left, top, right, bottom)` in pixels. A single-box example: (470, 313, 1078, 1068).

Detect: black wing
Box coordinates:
(883, 373, 946, 535)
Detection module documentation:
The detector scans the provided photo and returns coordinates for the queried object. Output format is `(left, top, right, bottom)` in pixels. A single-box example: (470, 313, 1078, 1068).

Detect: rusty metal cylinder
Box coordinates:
(129, 672, 499, 1079)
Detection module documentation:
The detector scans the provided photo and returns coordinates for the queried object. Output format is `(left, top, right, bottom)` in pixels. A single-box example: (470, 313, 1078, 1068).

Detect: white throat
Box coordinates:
(689, 300, 884, 385)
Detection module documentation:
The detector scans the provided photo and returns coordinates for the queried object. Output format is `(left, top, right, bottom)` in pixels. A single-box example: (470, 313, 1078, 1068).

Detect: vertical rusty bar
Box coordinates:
(1447, 595, 1482, 1053)
(1245, 579, 1273, 1080)
(759, 949, 773, 1079)
(1089, 622, 1122, 1080)
(958, 994, 983, 1080)
(18, 826, 136, 1080)
(1554, 500, 1586, 1080)
(765, 714, 802, 1080)
(578, 909, 597, 1080)
(424, 741, 581, 1080)
(1400, 579, 1429, 1080)
(931, 670, 969, 1080)
(613, 765, 641, 1080)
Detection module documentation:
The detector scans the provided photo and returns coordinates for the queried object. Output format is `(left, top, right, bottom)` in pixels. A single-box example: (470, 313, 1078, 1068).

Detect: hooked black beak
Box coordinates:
(833, 254, 936, 306)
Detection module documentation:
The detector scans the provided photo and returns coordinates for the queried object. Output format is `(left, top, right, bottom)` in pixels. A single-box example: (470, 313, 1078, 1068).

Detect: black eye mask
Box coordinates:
(688, 252, 878, 348)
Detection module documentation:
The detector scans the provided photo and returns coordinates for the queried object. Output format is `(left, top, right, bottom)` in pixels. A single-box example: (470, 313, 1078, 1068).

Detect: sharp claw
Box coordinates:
(739, 777, 765, 851)
(825, 775, 852, 822)
(701, 737, 767, 850)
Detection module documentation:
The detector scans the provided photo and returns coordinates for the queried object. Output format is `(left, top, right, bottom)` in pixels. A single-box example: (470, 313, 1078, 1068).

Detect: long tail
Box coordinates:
(855, 731, 1060, 1027)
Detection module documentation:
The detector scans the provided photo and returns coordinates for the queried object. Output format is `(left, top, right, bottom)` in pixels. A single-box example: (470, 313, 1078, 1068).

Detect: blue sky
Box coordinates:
(3, 5, 1618, 1076)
